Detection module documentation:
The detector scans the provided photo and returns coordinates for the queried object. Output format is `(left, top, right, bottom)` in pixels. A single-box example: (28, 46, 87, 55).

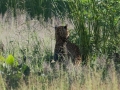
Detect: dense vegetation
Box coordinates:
(0, 0, 120, 90)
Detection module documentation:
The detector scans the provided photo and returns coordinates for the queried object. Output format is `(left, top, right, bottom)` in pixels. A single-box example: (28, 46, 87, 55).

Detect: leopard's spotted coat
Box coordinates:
(54, 25, 81, 65)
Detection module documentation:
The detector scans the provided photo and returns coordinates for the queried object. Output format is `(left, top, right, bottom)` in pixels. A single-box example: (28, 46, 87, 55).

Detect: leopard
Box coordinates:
(53, 25, 81, 66)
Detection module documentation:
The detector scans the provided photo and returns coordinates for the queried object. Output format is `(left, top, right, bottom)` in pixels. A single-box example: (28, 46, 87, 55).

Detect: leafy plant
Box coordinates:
(6, 55, 15, 66)
(67, 0, 120, 65)
(0, 54, 30, 89)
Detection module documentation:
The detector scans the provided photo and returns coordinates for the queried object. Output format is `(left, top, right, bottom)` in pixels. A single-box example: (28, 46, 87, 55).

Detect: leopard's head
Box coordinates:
(55, 25, 69, 40)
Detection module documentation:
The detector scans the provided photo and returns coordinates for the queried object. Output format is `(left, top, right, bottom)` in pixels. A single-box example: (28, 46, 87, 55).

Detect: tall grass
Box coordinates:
(0, 0, 70, 20)
(0, 11, 120, 90)
(0, 0, 120, 90)
(2, 0, 120, 62)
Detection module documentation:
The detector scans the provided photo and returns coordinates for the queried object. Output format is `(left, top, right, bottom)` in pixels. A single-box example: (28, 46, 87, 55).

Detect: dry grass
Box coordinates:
(9, 60, 120, 90)
(0, 12, 120, 90)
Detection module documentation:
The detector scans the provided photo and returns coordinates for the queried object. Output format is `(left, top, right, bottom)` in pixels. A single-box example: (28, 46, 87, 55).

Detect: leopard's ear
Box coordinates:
(55, 25, 58, 30)
(64, 24, 68, 29)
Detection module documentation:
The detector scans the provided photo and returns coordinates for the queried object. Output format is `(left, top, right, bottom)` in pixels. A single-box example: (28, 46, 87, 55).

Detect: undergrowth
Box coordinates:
(0, 2, 120, 89)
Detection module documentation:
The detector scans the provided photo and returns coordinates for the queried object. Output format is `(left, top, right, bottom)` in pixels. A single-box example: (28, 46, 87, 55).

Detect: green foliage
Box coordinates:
(0, 0, 70, 20)
(6, 55, 15, 66)
(67, 0, 120, 64)
(0, 55, 5, 62)
(0, 54, 30, 89)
